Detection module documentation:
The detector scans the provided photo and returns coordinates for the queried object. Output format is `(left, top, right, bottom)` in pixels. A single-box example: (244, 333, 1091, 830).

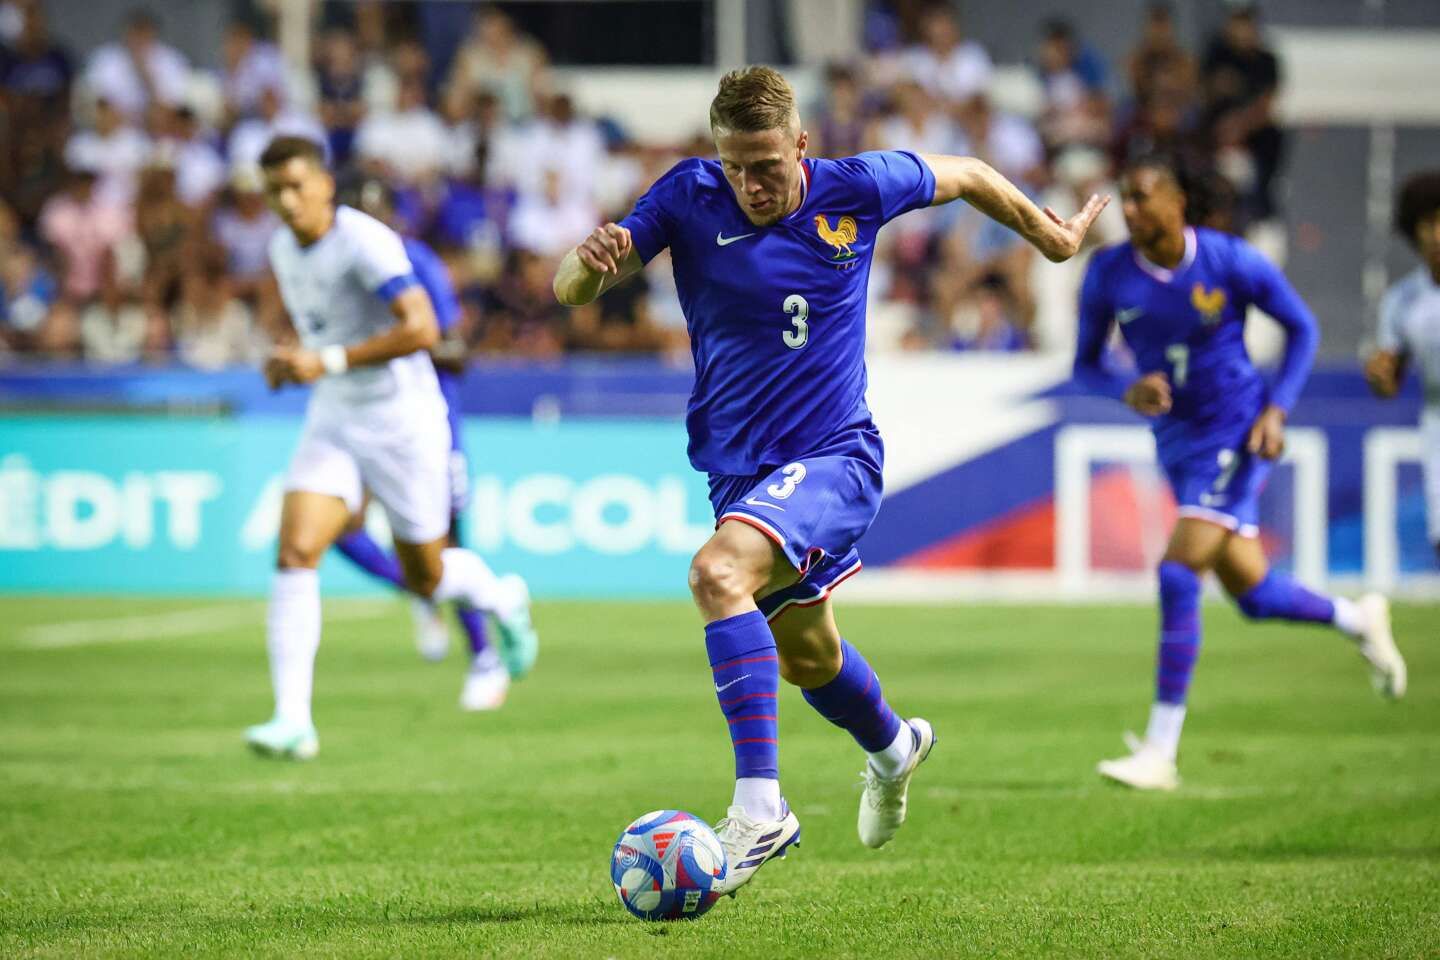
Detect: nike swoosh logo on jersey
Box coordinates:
(715, 674, 751, 693)
(1116, 306, 1144, 325)
(744, 497, 785, 512)
(716, 231, 757, 246)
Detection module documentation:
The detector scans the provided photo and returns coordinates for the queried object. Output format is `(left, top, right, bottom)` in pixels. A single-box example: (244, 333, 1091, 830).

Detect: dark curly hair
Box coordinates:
(1395, 171, 1440, 249)
(1121, 153, 1196, 214)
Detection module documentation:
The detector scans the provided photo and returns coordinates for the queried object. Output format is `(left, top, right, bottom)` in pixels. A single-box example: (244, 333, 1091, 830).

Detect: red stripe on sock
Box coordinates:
(727, 714, 778, 725)
(711, 655, 778, 671)
(731, 738, 779, 746)
(719, 692, 777, 707)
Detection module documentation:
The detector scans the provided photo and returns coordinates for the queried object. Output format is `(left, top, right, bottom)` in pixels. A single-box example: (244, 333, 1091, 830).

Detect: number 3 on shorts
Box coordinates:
(767, 462, 806, 500)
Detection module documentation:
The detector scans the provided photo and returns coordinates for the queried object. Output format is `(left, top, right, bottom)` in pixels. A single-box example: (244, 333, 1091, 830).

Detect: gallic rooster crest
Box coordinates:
(1190, 283, 1227, 324)
(814, 214, 859, 259)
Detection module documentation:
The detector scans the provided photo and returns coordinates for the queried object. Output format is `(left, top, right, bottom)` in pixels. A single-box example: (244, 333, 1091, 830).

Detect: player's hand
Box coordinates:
(1041, 193, 1111, 262)
(1363, 351, 1401, 398)
(1247, 404, 1287, 460)
(1124, 372, 1172, 416)
(284, 348, 325, 384)
(263, 350, 291, 389)
(576, 223, 633, 276)
(264, 346, 324, 387)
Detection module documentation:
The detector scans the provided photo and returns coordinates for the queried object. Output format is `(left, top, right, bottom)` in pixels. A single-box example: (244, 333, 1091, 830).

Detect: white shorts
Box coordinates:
(284, 399, 451, 544)
(1422, 411, 1440, 545)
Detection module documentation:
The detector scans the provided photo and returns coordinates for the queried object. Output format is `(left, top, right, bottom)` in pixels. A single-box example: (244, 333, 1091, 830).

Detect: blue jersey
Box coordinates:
(619, 152, 936, 474)
(402, 236, 464, 439)
(1074, 226, 1318, 464)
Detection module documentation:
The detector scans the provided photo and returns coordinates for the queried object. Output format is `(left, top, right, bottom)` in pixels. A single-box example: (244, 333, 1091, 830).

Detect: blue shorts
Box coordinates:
(1161, 424, 1273, 538)
(708, 426, 883, 622)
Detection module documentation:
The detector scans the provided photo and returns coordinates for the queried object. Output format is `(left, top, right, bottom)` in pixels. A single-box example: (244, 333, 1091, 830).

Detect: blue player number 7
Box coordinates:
(782, 294, 810, 350)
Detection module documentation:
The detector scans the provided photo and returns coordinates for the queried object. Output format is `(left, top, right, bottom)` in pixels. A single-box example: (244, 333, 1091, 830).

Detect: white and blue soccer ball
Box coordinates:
(610, 809, 728, 921)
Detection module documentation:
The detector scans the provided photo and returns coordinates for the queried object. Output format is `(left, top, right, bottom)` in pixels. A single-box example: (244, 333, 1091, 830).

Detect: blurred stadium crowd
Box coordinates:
(0, 0, 1286, 366)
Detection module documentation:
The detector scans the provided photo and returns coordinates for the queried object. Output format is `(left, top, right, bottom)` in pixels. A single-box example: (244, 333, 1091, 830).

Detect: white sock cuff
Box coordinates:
(273, 567, 319, 593)
(867, 722, 916, 778)
(733, 777, 783, 821)
(1331, 596, 1367, 638)
(435, 547, 506, 613)
(433, 548, 475, 602)
(1145, 702, 1186, 761)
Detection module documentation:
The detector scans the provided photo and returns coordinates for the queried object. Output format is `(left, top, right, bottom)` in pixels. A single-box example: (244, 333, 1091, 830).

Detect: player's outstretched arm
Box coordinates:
(554, 223, 644, 306)
(921, 154, 1108, 263)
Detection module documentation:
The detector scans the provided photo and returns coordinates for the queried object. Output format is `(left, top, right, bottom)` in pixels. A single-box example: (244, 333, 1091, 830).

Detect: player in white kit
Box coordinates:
(245, 136, 534, 759)
(1366, 171, 1440, 559)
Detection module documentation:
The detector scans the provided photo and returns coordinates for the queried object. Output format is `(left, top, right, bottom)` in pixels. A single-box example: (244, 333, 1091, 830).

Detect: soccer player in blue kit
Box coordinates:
(1074, 156, 1407, 792)
(554, 66, 1109, 895)
(329, 179, 537, 712)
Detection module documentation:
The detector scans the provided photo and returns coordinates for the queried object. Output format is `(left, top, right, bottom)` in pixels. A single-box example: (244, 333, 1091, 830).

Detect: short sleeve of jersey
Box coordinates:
(619, 159, 692, 265)
(348, 212, 418, 302)
(853, 150, 936, 223)
(1377, 278, 1412, 354)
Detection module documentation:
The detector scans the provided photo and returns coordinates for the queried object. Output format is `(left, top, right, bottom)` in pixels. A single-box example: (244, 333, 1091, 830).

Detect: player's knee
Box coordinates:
(778, 646, 841, 688)
(1157, 560, 1200, 601)
(1160, 548, 1209, 574)
(688, 547, 753, 609)
(401, 562, 443, 599)
(1231, 575, 1275, 620)
(276, 538, 324, 570)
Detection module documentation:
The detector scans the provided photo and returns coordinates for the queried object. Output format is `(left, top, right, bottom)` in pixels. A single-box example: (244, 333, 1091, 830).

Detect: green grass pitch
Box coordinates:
(1, 596, 1437, 958)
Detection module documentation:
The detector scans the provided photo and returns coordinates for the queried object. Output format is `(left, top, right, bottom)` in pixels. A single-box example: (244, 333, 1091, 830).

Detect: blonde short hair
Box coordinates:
(709, 65, 799, 135)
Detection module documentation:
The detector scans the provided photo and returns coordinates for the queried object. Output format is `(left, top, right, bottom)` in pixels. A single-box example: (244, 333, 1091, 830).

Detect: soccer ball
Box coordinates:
(610, 809, 728, 920)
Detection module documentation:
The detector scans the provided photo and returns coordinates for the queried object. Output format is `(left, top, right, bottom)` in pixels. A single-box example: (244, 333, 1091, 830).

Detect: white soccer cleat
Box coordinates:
(1357, 593, 1406, 700)
(1097, 733, 1179, 791)
(459, 655, 510, 711)
(411, 597, 450, 662)
(244, 717, 319, 761)
(858, 717, 937, 849)
(712, 802, 801, 897)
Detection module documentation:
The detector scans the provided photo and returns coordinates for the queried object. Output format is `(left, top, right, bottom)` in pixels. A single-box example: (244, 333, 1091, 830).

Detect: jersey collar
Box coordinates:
(779, 158, 814, 224)
(1133, 226, 1196, 283)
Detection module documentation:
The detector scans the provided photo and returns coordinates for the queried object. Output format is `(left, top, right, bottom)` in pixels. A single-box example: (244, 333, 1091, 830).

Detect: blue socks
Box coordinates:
(705, 611, 780, 781)
(1235, 570, 1335, 625)
(801, 640, 902, 753)
(334, 530, 404, 588)
(1156, 561, 1202, 705)
(454, 605, 490, 657)
(335, 529, 490, 656)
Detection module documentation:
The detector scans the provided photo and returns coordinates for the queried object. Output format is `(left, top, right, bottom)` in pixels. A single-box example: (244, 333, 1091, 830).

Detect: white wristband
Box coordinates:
(320, 345, 349, 376)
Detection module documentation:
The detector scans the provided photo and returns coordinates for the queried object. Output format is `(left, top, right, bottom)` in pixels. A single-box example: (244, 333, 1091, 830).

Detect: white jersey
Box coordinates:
(1379, 267, 1440, 544)
(268, 205, 442, 415)
(1378, 267, 1440, 410)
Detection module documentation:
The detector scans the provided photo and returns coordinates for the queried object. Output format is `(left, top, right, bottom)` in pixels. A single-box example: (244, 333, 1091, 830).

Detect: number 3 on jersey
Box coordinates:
(783, 294, 809, 349)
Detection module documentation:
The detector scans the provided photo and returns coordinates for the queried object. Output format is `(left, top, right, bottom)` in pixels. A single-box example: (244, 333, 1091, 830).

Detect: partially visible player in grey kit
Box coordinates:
(1366, 170, 1440, 559)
